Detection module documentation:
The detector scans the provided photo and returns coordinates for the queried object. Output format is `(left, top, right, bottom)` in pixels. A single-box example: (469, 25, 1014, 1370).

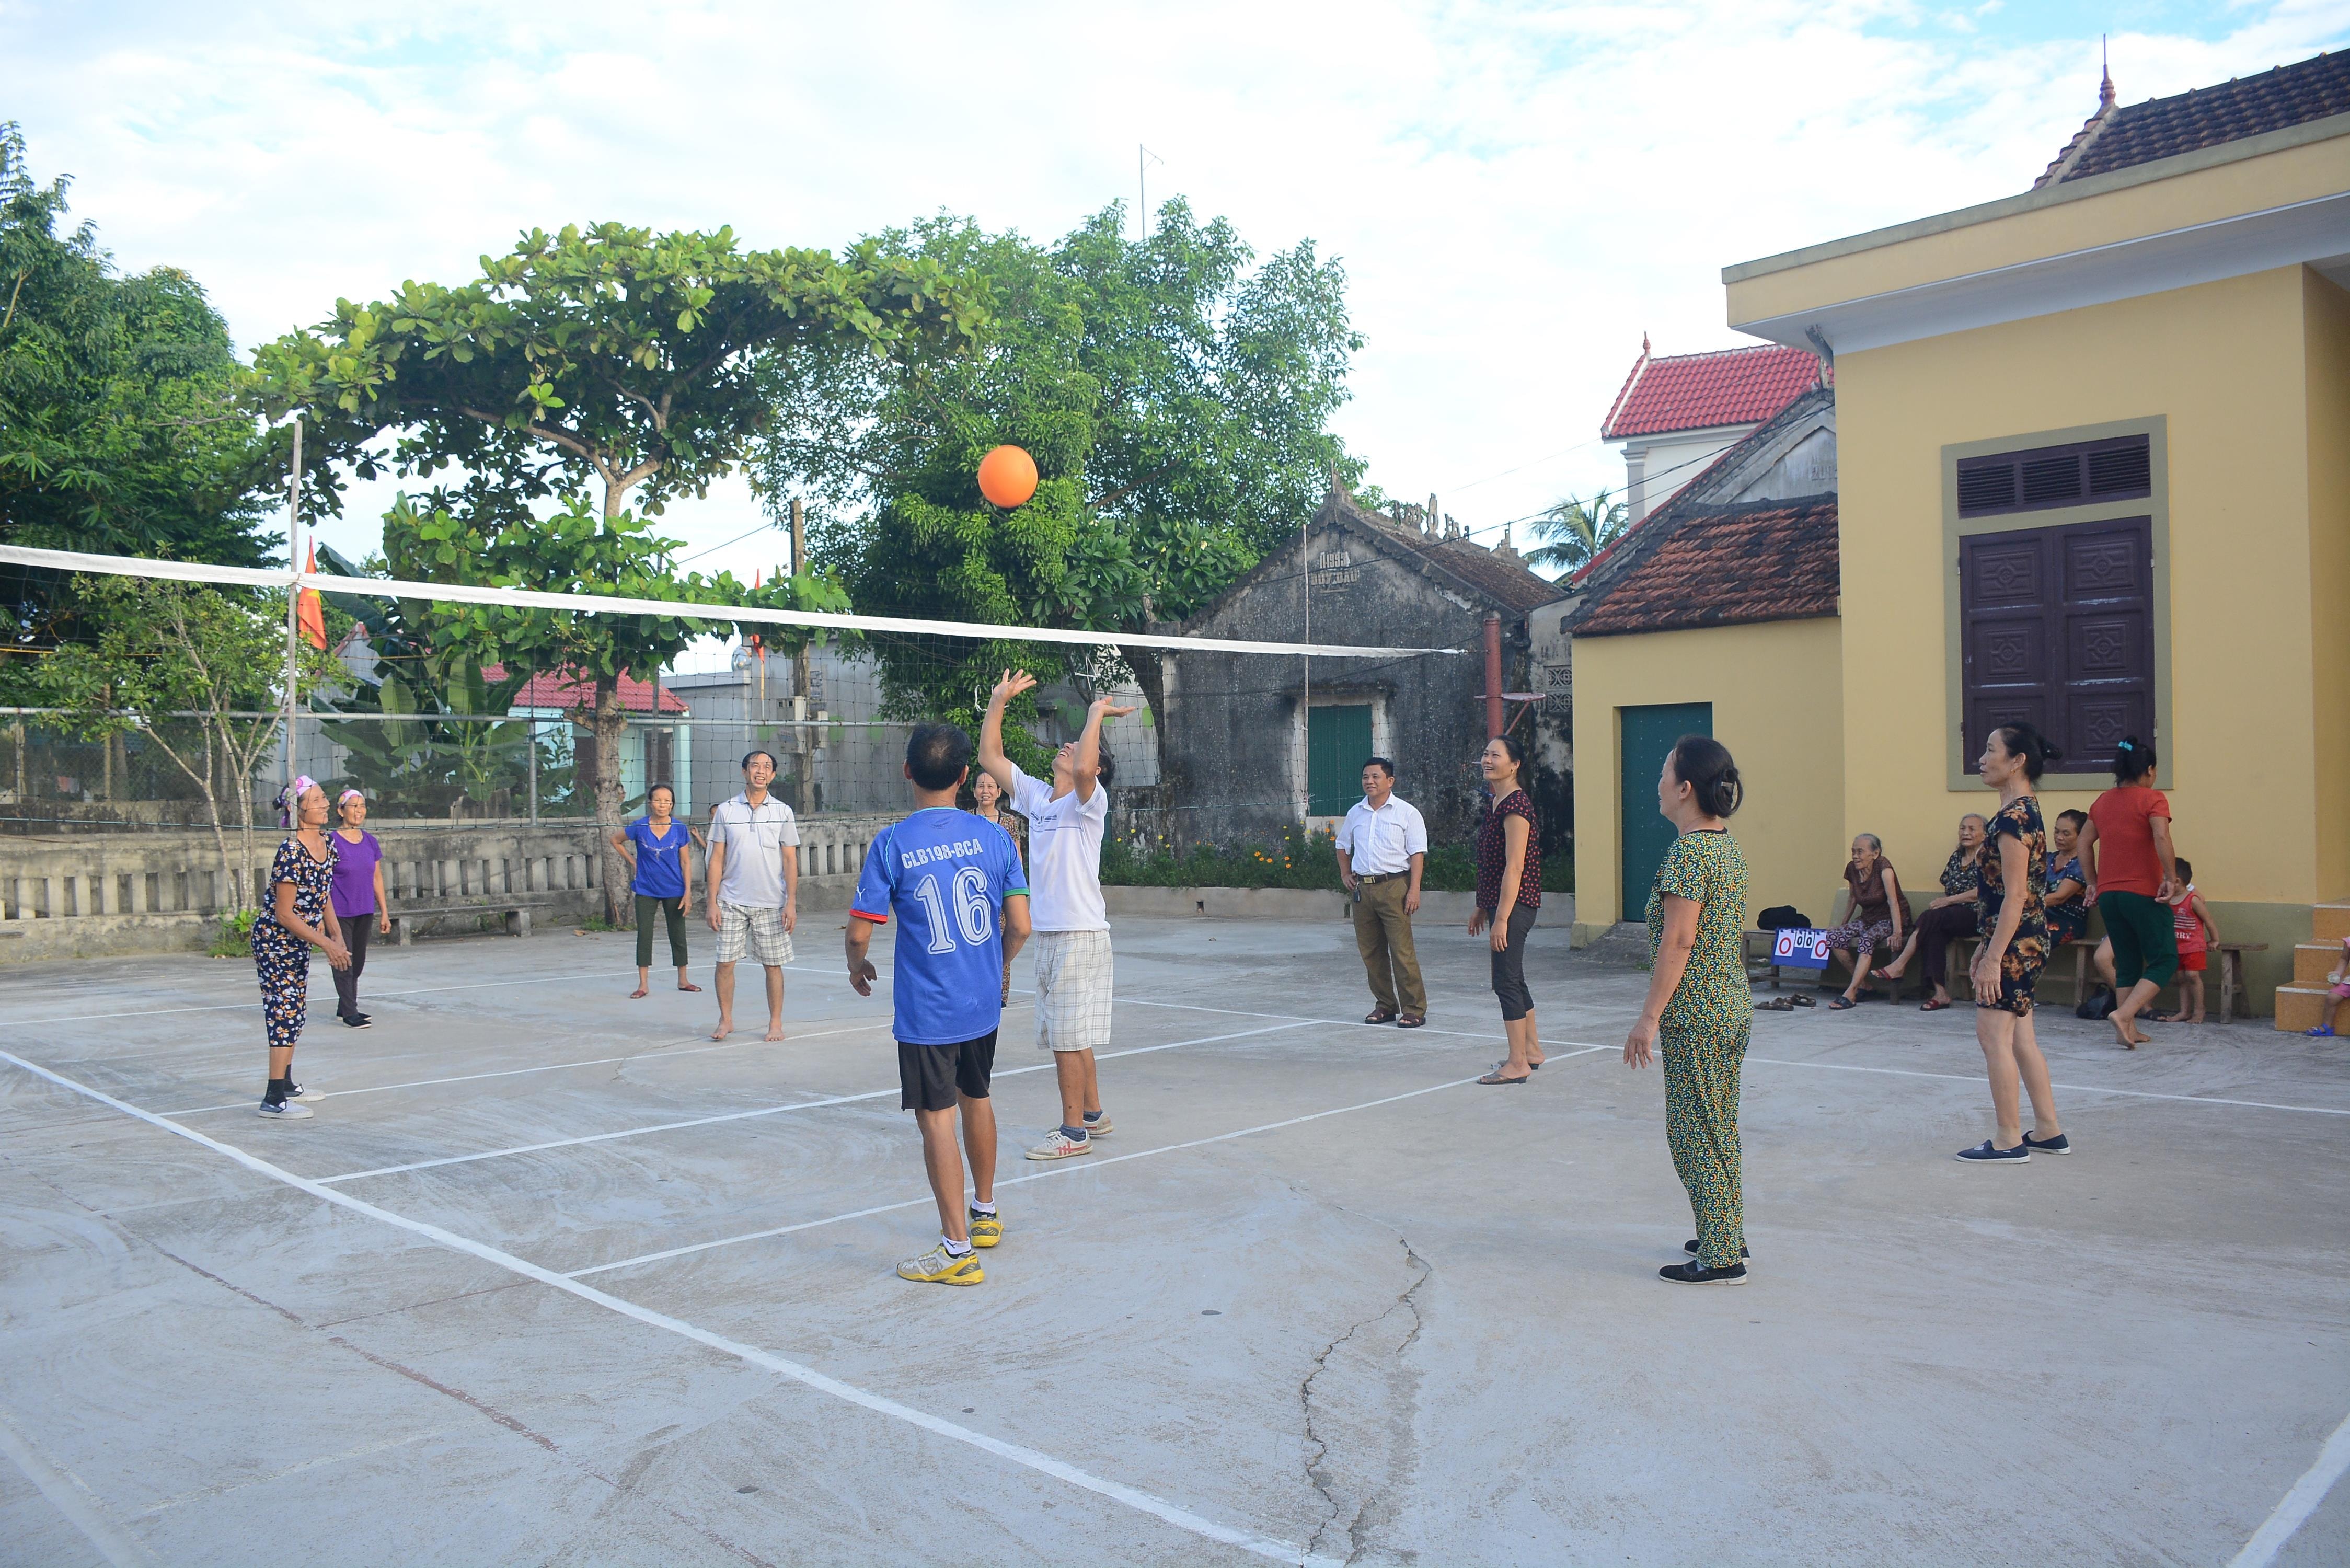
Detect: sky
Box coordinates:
(4, 0, 2345, 589)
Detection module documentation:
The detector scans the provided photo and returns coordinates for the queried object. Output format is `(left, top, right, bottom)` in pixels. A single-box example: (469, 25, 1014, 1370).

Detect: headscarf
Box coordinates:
(338, 788, 365, 808)
(274, 775, 320, 827)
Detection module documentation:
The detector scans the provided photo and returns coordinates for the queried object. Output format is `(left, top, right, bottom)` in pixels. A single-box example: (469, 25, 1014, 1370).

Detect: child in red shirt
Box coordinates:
(2155, 856, 2219, 1024)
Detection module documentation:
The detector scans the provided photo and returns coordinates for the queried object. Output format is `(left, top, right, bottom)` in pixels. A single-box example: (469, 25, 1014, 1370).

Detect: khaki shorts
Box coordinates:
(1033, 929, 1113, 1053)
(714, 903, 793, 966)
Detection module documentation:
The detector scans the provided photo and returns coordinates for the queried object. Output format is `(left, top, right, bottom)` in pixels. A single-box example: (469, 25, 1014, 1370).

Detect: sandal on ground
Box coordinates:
(1790, 993, 1816, 1008)
(1757, 997, 1795, 1011)
(1396, 1014, 1425, 1029)
(1364, 1009, 1398, 1025)
(1918, 998, 1951, 1012)
(1488, 1059, 1541, 1075)
(1827, 995, 1859, 1011)
(678, 981, 702, 992)
(1476, 1069, 1531, 1085)
(629, 986, 650, 999)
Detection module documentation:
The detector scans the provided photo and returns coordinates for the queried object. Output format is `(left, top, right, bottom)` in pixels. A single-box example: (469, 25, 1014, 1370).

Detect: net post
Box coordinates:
(790, 498, 813, 817)
(281, 416, 303, 799)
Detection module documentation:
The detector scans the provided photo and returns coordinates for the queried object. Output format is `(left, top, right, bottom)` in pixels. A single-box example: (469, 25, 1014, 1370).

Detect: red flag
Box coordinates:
(296, 544, 327, 651)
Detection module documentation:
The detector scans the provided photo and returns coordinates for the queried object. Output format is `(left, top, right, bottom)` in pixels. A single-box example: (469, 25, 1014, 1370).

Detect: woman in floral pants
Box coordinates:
(253, 777, 351, 1120)
(1624, 734, 1753, 1286)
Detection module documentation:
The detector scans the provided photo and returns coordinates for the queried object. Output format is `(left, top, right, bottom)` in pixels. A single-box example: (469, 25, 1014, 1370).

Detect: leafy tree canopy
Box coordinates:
(752, 199, 1364, 740)
(0, 123, 278, 645)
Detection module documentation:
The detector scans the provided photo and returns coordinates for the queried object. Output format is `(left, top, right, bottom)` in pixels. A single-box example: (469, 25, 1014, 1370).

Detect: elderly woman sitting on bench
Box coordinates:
(1875, 814, 1986, 1011)
(1824, 834, 1904, 1009)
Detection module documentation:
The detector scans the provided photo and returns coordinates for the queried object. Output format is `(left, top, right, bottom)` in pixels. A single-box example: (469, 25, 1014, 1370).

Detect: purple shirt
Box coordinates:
(329, 829, 383, 918)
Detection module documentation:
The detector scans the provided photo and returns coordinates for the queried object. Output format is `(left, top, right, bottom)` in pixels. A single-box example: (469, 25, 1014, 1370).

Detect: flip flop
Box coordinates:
(1488, 1060, 1543, 1074)
(1918, 998, 1951, 1012)
(629, 987, 649, 999)
(677, 982, 703, 992)
(1477, 1069, 1531, 1085)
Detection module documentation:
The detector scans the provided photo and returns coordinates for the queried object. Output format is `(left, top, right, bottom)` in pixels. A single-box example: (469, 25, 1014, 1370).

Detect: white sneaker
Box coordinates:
(287, 1080, 324, 1102)
(257, 1099, 313, 1119)
(1080, 1113, 1112, 1137)
(1024, 1128, 1094, 1161)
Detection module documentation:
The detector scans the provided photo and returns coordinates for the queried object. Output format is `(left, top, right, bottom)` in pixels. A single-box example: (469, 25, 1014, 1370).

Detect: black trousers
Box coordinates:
(636, 893, 689, 969)
(1489, 904, 1539, 1022)
(331, 911, 373, 1018)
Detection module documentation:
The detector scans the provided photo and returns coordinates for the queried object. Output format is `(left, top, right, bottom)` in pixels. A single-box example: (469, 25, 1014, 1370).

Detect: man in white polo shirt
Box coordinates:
(705, 748, 800, 1042)
(1336, 756, 1429, 1028)
(978, 668, 1132, 1161)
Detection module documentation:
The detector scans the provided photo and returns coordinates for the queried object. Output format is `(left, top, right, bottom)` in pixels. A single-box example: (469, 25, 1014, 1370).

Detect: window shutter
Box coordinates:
(1960, 516, 2153, 766)
(1957, 434, 2151, 517)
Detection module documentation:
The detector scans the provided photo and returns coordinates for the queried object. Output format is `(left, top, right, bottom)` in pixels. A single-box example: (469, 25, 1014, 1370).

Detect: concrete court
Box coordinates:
(1, 909, 2345, 1568)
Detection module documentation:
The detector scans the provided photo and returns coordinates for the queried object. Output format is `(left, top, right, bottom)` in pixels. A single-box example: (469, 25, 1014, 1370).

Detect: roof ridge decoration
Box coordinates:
(2035, 62, 2119, 188)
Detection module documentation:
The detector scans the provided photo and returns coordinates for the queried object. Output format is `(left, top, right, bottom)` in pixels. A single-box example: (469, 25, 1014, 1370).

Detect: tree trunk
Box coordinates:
(591, 679, 630, 926)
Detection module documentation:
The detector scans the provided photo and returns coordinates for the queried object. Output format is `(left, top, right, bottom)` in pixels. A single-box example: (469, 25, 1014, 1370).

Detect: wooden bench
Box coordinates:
(388, 900, 552, 946)
(1942, 936, 2094, 1006)
(2214, 942, 2267, 1024)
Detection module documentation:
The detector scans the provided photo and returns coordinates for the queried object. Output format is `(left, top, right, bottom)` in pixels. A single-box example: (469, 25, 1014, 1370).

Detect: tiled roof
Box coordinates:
(2037, 52, 2350, 188)
(488, 665, 690, 715)
(1398, 531, 1569, 615)
(1599, 343, 1825, 441)
(1572, 499, 1839, 637)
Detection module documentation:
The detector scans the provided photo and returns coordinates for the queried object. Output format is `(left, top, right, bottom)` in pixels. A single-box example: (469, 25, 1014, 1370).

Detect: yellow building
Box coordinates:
(1571, 52, 2350, 1020)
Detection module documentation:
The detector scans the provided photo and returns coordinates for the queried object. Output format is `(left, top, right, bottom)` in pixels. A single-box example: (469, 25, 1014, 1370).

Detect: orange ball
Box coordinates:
(977, 445, 1039, 509)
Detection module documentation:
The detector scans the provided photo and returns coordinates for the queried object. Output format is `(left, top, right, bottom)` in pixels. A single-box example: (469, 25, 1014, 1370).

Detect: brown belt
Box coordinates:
(1357, 871, 1407, 883)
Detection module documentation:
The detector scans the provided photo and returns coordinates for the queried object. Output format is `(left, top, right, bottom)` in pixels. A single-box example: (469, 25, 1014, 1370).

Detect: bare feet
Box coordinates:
(629, 986, 649, 999)
(2111, 1015, 2150, 1049)
(711, 1020, 733, 1041)
(763, 1020, 786, 1042)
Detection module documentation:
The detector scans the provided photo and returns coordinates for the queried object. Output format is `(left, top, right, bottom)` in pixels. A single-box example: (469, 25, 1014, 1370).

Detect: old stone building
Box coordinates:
(1155, 484, 1566, 851)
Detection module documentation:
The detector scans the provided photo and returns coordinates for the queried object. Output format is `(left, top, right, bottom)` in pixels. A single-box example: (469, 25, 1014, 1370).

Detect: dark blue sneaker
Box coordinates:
(2022, 1129, 2071, 1156)
(1956, 1139, 2029, 1163)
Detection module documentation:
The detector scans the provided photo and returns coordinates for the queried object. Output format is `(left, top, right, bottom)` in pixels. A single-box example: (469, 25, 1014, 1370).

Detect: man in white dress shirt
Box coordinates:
(1335, 757, 1429, 1027)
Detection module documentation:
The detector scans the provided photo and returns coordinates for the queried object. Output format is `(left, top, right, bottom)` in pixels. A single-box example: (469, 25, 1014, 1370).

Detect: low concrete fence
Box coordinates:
(1103, 887, 1556, 927)
(0, 812, 897, 962)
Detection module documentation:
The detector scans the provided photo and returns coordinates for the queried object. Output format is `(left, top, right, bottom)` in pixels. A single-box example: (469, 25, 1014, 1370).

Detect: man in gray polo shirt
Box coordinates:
(705, 749, 800, 1041)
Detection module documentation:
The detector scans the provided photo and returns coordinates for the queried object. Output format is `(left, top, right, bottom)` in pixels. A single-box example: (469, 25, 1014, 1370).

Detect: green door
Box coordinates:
(1307, 705, 1374, 816)
(1620, 702, 1712, 921)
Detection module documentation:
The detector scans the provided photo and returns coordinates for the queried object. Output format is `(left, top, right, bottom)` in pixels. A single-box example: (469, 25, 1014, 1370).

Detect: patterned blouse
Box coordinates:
(1645, 829, 1753, 1036)
(1938, 846, 1979, 897)
(1975, 797, 2048, 948)
(255, 834, 338, 945)
(2044, 855, 2088, 944)
(1474, 789, 1541, 912)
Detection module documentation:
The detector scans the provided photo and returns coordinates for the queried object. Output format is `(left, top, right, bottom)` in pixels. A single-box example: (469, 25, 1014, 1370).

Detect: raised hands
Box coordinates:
(991, 669, 1039, 707)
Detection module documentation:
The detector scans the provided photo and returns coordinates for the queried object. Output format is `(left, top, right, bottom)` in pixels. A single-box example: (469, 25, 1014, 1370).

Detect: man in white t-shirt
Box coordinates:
(704, 748, 800, 1042)
(978, 668, 1133, 1161)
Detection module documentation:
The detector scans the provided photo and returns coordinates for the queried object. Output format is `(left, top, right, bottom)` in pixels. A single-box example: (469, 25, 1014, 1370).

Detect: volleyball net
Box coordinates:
(0, 544, 1471, 843)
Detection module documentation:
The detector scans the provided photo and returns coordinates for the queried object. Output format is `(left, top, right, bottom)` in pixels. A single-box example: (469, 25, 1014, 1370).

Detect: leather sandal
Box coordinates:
(1396, 1014, 1425, 1029)
(1364, 1008, 1398, 1025)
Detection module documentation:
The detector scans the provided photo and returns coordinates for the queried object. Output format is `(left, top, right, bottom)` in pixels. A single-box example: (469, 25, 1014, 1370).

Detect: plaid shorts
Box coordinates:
(1033, 929, 1113, 1053)
(714, 902, 793, 966)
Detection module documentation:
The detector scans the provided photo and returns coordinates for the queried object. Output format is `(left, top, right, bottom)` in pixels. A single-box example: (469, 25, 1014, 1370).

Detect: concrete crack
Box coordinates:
(1301, 1235, 1432, 1565)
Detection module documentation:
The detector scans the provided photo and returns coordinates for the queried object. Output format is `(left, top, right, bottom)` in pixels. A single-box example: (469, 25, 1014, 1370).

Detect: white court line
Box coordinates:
(2230, 1411, 2350, 1567)
(152, 1010, 1007, 1116)
(314, 1023, 1314, 1184)
(0, 1048, 1340, 1568)
(1745, 1054, 2350, 1116)
(569, 1051, 1609, 1279)
(0, 967, 642, 1029)
(0, 1402, 157, 1567)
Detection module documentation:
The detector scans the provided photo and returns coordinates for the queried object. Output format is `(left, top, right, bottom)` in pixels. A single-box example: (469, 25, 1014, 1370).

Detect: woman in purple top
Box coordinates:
(329, 789, 390, 1028)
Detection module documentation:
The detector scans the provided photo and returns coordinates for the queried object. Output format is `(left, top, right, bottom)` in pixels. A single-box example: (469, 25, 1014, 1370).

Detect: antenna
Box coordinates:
(1137, 144, 1164, 240)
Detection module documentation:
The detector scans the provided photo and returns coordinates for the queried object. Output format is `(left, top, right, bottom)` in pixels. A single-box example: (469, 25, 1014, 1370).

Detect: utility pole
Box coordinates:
(791, 497, 813, 816)
(281, 417, 303, 798)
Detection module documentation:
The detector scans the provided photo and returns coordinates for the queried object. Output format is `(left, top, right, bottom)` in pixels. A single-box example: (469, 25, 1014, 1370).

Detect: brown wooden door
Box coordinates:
(1959, 515, 2151, 765)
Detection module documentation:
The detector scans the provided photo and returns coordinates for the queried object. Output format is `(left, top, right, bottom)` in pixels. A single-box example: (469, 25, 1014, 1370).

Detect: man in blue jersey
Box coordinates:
(847, 722, 1031, 1286)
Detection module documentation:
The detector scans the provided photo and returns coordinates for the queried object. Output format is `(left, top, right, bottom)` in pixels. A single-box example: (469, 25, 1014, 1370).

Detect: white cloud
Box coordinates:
(4, 0, 2340, 582)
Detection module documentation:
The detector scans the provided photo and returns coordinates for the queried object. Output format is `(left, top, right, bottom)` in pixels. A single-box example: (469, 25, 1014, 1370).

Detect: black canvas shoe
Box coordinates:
(1659, 1260, 1747, 1286)
(340, 1012, 372, 1028)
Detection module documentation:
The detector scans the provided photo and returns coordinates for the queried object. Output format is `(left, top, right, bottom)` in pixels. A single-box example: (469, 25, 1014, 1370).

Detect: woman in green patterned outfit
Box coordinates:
(1624, 735, 1753, 1286)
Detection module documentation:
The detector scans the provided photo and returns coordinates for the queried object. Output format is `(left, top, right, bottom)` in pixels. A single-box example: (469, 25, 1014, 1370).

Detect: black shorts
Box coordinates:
(898, 1030, 997, 1112)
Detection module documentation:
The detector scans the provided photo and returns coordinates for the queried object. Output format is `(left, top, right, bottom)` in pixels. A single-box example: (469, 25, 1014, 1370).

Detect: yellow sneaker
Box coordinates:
(967, 1208, 1003, 1248)
(897, 1243, 983, 1285)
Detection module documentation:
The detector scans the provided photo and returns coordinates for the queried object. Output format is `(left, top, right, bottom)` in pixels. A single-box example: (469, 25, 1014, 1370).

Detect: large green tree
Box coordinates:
(752, 199, 1363, 748)
(251, 222, 983, 912)
(0, 123, 277, 651)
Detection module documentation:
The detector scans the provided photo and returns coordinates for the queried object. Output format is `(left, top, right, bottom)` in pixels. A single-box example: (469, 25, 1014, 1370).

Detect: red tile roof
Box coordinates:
(2038, 52, 2350, 188)
(487, 665, 690, 715)
(1572, 500, 1838, 636)
(1599, 343, 1826, 441)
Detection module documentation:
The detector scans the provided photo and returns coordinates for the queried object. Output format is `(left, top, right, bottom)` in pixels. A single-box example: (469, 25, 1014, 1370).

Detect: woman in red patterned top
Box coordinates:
(1470, 733, 1543, 1083)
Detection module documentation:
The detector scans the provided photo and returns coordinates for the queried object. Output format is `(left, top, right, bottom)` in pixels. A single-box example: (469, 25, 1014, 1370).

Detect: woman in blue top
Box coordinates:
(612, 783, 699, 999)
